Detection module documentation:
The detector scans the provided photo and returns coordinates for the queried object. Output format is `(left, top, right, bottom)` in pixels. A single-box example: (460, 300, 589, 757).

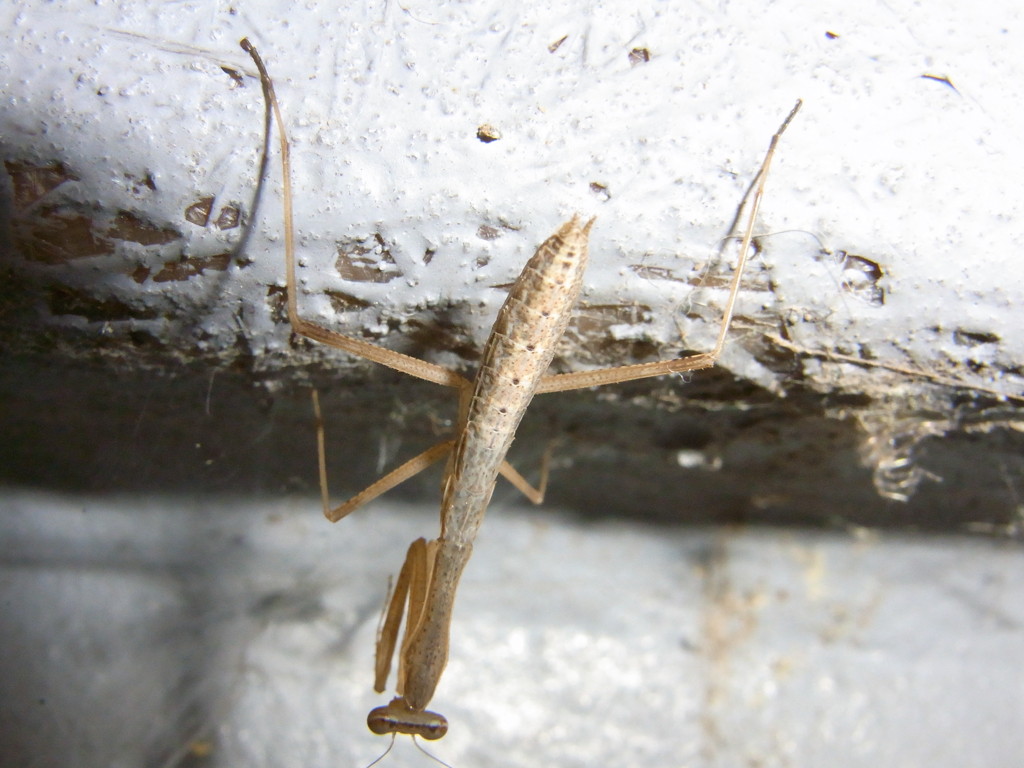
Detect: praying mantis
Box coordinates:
(241, 38, 800, 741)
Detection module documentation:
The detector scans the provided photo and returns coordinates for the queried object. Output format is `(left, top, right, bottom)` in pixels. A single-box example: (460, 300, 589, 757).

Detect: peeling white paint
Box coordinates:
(4, 0, 1021, 401)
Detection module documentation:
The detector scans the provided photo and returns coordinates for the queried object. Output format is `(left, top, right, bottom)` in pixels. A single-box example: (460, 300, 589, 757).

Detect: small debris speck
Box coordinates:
(477, 124, 501, 143)
(628, 47, 651, 66)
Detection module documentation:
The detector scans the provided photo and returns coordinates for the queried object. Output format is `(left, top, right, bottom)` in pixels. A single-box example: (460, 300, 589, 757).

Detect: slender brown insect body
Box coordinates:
(445, 217, 594, 550)
(241, 37, 800, 740)
(401, 217, 594, 710)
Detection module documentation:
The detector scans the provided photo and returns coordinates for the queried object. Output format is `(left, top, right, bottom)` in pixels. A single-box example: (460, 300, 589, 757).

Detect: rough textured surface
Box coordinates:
(1, 1, 1023, 766)
(3, 0, 1023, 520)
(3, 354, 1022, 531)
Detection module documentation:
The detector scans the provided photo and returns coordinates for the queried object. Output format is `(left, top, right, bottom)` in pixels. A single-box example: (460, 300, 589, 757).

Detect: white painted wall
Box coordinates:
(4, 0, 1022, 398)
(4, 490, 1023, 767)
(2, 3, 1023, 767)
